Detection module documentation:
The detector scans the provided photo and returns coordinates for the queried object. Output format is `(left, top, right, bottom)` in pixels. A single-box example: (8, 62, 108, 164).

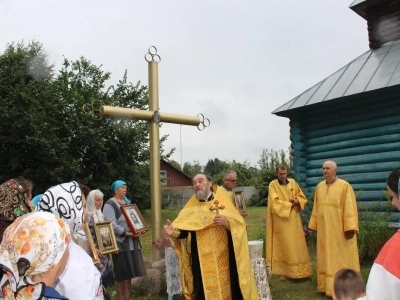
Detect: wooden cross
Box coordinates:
(209, 200, 225, 215)
(89, 46, 210, 261)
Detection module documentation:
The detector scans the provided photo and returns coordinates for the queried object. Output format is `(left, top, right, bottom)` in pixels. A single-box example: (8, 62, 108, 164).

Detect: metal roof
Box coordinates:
(272, 39, 400, 115)
(349, 0, 368, 19)
(349, 0, 367, 5)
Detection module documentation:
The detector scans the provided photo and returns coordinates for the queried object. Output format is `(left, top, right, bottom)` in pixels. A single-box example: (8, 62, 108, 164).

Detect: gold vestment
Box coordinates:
(266, 179, 312, 278)
(308, 178, 360, 296)
(173, 187, 259, 300)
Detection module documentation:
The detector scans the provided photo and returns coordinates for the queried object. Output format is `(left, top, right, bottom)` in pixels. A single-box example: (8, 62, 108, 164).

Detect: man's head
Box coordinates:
(223, 170, 238, 190)
(192, 173, 212, 201)
(276, 165, 289, 183)
(386, 167, 400, 205)
(332, 268, 365, 300)
(322, 160, 337, 182)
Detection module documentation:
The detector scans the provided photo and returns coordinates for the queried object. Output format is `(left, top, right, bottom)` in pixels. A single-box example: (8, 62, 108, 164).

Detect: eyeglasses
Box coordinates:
(227, 179, 238, 183)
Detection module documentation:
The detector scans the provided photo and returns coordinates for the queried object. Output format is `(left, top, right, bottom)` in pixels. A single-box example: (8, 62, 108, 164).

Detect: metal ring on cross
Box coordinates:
(144, 46, 161, 63)
(82, 100, 103, 120)
(197, 113, 210, 131)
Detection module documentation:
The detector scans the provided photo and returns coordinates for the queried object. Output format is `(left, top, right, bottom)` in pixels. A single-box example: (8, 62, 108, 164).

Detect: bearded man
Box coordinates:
(163, 173, 259, 300)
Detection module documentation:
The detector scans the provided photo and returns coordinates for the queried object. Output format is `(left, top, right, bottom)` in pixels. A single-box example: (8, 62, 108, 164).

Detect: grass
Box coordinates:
(109, 206, 373, 300)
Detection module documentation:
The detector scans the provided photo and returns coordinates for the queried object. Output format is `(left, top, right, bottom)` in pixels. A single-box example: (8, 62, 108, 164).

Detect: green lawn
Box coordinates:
(110, 206, 372, 300)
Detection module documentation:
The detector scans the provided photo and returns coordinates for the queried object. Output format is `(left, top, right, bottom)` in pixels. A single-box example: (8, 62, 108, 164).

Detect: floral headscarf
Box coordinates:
(0, 179, 30, 221)
(0, 212, 71, 300)
(36, 181, 84, 233)
(86, 190, 104, 222)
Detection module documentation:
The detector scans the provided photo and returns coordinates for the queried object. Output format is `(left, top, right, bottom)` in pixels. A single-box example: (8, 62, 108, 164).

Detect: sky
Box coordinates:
(0, 0, 368, 168)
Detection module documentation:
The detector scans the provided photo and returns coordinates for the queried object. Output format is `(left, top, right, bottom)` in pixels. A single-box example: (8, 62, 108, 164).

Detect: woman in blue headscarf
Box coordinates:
(103, 180, 146, 300)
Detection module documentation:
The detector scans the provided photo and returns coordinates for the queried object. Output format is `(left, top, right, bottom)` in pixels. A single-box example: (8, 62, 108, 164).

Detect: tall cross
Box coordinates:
(89, 46, 210, 260)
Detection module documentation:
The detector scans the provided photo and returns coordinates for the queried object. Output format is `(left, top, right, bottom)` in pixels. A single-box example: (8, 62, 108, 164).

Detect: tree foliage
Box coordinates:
(0, 41, 172, 209)
(251, 148, 293, 205)
(181, 150, 292, 206)
(203, 158, 229, 178)
(167, 160, 182, 171)
(182, 160, 203, 178)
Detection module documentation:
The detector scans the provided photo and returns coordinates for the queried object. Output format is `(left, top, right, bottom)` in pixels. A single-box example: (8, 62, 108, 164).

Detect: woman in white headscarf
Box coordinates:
(37, 181, 104, 300)
(0, 211, 70, 300)
(87, 189, 114, 286)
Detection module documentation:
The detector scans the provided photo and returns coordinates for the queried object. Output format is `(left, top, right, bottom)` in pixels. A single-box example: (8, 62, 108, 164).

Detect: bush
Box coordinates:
(357, 199, 395, 263)
(301, 193, 316, 246)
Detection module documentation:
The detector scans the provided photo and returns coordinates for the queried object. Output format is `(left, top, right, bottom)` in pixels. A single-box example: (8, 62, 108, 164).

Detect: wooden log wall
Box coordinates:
(290, 94, 400, 221)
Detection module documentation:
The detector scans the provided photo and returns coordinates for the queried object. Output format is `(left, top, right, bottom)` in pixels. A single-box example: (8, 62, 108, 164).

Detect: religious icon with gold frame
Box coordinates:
(94, 221, 119, 255)
(234, 191, 247, 217)
(120, 204, 149, 235)
(75, 222, 100, 264)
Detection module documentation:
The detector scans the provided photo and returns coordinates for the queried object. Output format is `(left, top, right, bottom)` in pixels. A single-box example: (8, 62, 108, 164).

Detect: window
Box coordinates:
(160, 170, 167, 186)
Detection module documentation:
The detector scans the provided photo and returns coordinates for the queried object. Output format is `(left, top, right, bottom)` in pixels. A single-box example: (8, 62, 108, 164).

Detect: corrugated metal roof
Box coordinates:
(272, 39, 400, 115)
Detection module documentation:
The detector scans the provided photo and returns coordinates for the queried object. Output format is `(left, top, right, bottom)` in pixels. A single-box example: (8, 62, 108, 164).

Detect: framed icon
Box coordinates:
(94, 221, 119, 255)
(120, 204, 149, 235)
(234, 191, 247, 217)
(75, 222, 100, 264)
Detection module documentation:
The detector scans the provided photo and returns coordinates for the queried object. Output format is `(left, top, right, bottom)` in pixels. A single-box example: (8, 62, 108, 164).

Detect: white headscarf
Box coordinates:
(36, 181, 84, 233)
(86, 189, 104, 222)
(0, 212, 70, 300)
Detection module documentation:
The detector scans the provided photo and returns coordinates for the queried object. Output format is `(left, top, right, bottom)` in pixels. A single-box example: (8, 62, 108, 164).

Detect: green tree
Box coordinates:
(0, 41, 55, 186)
(182, 160, 203, 178)
(0, 41, 172, 209)
(210, 160, 258, 186)
(251, 149, 293, 206)
(167, 159, 182, 171)
(204, 158, 229, 178)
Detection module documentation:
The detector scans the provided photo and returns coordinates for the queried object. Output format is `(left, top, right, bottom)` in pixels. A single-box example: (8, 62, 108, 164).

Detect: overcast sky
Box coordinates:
(1, 0, 368, 168)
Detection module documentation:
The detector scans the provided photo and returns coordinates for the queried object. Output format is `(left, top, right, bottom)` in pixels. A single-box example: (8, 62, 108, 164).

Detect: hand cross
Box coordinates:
(209, 200, 225, 215)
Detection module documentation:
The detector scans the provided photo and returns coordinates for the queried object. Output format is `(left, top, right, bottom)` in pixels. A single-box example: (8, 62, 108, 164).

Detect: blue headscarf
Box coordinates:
(110, 180, 131, 204)
(32, 194, 44, 207)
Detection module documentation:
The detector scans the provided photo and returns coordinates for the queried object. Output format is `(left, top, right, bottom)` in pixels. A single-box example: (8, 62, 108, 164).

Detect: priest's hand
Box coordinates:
(163, 219, 174, 237)
(344, 230, 355, 239)
(214, 215, 230, 230)
(290, 197, 300, 208)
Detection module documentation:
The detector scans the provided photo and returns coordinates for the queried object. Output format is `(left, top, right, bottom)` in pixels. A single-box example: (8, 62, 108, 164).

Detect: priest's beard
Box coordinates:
(195, 189, 208, 201)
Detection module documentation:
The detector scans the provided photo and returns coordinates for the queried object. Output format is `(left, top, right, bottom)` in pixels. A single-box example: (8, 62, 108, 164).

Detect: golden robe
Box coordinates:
(219, 185, 235, 207)
(308, 178, 360, 297)
(266, 179, 312, 279)
(172, 187, 259, 300)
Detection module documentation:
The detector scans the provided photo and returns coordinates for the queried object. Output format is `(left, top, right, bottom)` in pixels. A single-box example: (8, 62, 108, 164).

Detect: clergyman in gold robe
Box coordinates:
(163, 173, 259, 300)
(266, 164, 312, 281)
(220, 170, 247, 217)
(308, 160, 360, 297)
(219, 170, 238, 207)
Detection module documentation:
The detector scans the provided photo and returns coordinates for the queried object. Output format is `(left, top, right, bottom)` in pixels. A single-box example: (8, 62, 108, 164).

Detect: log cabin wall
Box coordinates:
(289, 91, 400, 221)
